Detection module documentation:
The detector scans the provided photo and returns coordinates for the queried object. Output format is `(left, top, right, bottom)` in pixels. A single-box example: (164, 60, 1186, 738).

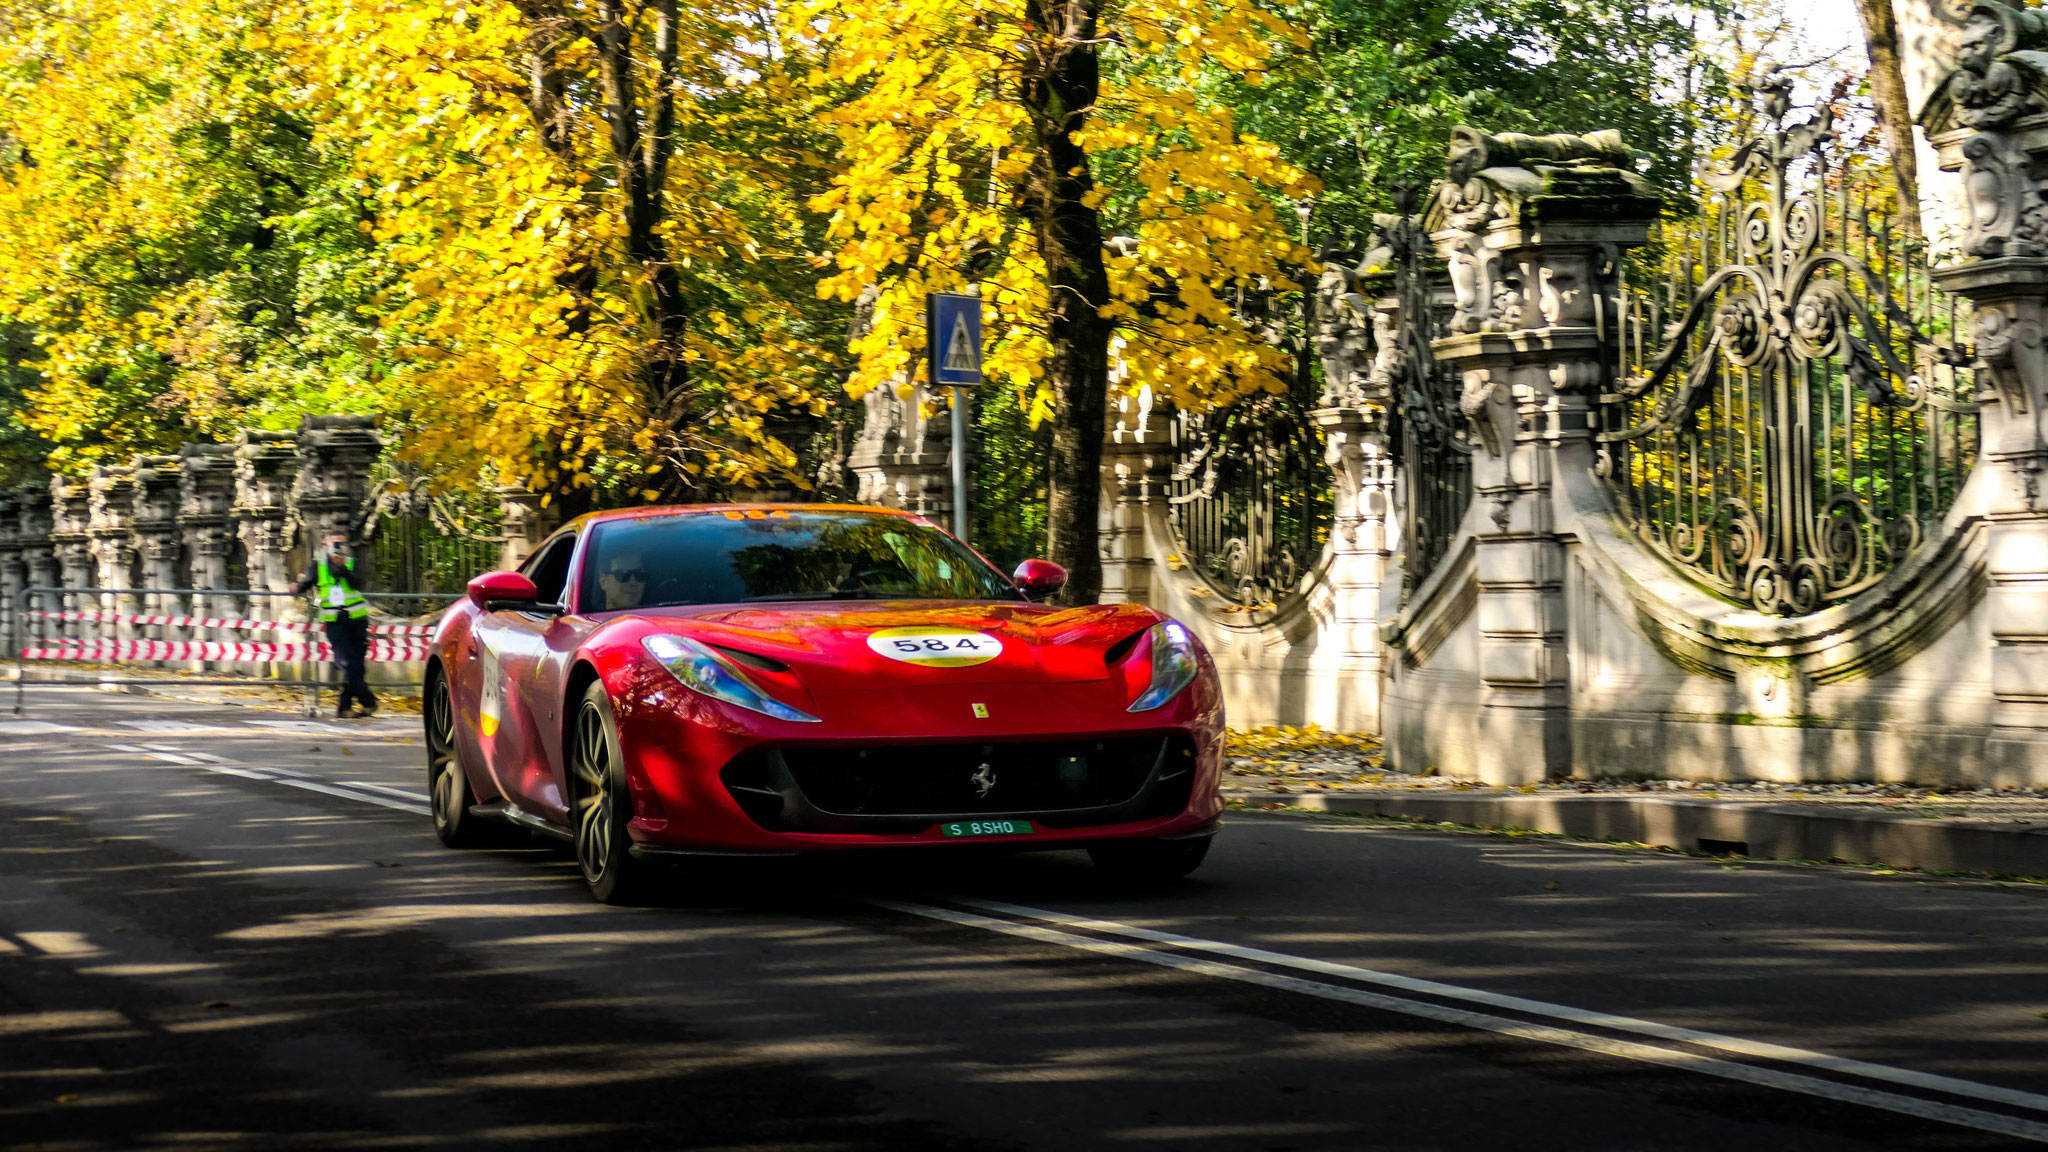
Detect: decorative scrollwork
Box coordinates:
(1166, 388, 1331, 609)
(1370, 186, 1475, 594)
(1600, 81, 1980, 616)
(364, 459, 505, 593)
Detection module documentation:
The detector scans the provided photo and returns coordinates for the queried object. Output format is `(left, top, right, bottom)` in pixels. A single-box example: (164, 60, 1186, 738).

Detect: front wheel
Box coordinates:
(427, 669, 504, 848)
(1087, 837, 1211, 886)
(569, 682, 659, 905)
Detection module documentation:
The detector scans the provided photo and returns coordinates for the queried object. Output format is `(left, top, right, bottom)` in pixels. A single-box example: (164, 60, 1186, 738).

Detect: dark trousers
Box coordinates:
(324, 617, 376, 714)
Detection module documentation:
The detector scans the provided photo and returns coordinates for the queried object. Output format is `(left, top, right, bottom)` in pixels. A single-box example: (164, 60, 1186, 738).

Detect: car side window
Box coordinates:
(521, 535, 577, 605)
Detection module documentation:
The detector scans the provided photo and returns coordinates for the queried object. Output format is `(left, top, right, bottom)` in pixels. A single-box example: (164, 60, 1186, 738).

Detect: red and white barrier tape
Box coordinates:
(21, 641, 431, 663)
(21, 609, 435, 636)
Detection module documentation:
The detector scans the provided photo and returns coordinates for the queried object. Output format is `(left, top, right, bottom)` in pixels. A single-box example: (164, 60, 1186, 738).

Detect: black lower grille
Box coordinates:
(721, 734, 1198, 835)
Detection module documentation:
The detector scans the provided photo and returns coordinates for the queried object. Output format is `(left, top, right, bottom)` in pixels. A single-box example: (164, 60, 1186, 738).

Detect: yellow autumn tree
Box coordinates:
(284, 0, 846, 517)
(790, 0, 1317, 600)
(0, 0, 386, 472)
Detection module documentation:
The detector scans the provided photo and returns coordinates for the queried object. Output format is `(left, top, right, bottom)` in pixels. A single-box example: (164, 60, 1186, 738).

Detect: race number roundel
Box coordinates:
(867, 626, 1004, 668)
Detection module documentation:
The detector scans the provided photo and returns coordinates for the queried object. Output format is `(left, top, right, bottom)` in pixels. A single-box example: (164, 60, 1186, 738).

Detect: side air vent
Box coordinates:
(711, 644, 790, 673)
(1102, 628, 1148, 667)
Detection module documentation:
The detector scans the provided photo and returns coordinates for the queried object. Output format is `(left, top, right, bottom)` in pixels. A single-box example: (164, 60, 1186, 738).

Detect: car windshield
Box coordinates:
(579, 510, 1021, 612)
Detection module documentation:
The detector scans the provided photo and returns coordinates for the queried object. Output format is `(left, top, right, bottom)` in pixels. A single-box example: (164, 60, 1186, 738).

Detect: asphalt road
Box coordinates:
(3, 684, 2046, 1151)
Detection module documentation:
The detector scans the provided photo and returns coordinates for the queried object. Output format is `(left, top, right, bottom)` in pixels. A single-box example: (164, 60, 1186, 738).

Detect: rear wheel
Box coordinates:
(570, 682, 658, 905)
(427, 669, 502, 848)
(1087, 837, 1210, 886)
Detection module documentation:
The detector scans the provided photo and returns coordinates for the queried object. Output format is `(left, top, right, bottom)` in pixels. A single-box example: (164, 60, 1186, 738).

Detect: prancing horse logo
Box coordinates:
(971, 763, 996, 798)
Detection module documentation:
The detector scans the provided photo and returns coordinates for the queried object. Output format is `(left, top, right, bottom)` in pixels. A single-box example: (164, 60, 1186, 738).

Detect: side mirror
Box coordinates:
(468, 570, 542, 612)
(1013, 559, 1068, 603)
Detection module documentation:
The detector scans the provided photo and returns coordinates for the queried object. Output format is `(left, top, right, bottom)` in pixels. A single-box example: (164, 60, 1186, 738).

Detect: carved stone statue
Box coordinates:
(1429, 127, 1653, 335)
(1922, 2, 2048, 256)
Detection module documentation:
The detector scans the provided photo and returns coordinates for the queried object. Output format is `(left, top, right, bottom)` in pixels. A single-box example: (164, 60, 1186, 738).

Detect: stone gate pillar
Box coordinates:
(1924, 9, 2048, 782)
(847, 380, 954, 519)
(18, 481, 54, 600)
(294, 415, 382, 547)
(1424, 128, 1660, 783)
(179, 445, 237, 593)
(180, 444, 239, 651)
(88, 465, 140, 641)
(233, 430, 301, 600)
(132, 455, 186, 625)
(48, 477, 93, 641)
(1100, 383, 1172, 605)
(495, 486, 554, 571)
(0, 493, 20, 611)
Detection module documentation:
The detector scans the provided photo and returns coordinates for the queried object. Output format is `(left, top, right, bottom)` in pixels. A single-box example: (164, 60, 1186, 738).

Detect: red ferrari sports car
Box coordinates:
(424, 504, 1224, 902)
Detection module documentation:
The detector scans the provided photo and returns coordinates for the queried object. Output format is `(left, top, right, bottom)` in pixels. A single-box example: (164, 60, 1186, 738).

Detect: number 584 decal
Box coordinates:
(866, 626, 1004, 668)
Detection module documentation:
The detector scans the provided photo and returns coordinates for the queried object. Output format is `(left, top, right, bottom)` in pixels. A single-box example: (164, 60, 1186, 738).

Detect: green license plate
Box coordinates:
(940, 819, 1035, 838)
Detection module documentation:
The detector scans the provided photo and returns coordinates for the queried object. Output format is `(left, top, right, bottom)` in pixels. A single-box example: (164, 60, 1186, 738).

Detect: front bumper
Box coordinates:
(604, 662, 1224, 852)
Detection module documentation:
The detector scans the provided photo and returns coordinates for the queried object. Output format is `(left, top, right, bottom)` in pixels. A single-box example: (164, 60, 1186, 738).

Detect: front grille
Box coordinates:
(721, 733, 1197, 835)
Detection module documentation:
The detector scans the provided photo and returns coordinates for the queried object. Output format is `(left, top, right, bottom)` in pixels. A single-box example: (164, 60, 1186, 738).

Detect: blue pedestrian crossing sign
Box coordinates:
(926, 293, 983, 386)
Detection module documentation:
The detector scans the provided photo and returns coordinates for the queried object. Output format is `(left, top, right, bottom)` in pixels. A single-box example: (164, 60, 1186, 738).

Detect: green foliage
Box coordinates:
(1230, 0, 1728, 244)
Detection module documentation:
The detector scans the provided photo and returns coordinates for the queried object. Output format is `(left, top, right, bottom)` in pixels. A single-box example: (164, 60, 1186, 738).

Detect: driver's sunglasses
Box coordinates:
(607, 568, 648, 582)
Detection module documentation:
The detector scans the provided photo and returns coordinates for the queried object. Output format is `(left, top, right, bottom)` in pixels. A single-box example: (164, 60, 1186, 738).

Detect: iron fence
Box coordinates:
(1598, 85, 1979, 615)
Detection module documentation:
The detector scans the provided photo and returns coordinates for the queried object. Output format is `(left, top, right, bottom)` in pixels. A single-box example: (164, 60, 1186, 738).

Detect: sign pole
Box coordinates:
(950, 385, 970, 543)
(926, 292, 983, 546)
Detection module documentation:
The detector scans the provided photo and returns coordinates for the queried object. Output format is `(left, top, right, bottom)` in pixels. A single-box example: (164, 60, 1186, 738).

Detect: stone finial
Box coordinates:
(131, 454, 186, 586)
(1427, 127, 1659, 338)
(233, 430, 303, 594)
(293, 414, 382, 544)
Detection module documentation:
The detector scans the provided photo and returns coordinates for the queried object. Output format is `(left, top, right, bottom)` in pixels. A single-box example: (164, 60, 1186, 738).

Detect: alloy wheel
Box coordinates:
(572, 701, 613, 883)
(428, 675, 460, 834)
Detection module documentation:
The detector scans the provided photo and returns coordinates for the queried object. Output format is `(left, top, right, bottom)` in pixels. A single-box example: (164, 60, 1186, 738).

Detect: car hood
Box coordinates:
(623, 600, 1161, 687)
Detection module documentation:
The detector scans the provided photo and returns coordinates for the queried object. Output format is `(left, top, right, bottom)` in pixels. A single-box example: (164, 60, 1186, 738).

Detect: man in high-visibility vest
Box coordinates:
(292, 532, 377, 718)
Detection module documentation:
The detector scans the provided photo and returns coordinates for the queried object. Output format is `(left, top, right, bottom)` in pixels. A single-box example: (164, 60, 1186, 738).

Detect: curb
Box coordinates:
(1, 665, 320, 712)
(1228, 790, 2048, 878)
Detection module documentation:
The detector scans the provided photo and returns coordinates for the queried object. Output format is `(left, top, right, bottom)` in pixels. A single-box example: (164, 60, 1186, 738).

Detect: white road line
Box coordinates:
(874, 898, 2048, 1144)
(0, 721, 79, 734)
(100, 743, 430, 817)
(63, 742, 2044, 1140)
(949, 896, 2048, 1120)
(339, 780, 431, 802)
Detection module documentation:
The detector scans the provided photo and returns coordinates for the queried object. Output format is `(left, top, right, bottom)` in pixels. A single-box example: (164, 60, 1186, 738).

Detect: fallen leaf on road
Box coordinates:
(202, 1000, 231, 1009)
(1544, 881, 1560, 890)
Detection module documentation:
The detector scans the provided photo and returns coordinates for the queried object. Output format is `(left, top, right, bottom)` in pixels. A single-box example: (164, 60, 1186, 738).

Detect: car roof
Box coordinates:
(556, 503, 924, 534)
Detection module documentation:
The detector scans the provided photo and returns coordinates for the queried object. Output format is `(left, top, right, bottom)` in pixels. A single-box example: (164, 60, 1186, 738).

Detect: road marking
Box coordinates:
(874, 898, 2048, 1144)
(117, 720, 229, 733)
(244, 720, 358, 735)
(0, 721, 79, 734)
(66, 739, 2046, 1142)
(947, 897, 2048, 1118)
(100, 743, 430, 816)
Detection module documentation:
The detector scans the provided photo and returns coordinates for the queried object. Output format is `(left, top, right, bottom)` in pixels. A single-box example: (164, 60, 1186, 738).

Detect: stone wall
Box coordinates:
(0, 416, 420, 651)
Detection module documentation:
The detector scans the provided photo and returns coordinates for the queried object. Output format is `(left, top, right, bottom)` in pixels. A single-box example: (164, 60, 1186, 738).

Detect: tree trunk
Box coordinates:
(1020, 0, 1112, 605)
(1852, 0, 1923, 240)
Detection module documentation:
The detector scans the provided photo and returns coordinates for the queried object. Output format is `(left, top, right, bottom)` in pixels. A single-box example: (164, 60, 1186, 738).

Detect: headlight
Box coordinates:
(642, 634, 820, 723)
(1128, 621, 1200, 712)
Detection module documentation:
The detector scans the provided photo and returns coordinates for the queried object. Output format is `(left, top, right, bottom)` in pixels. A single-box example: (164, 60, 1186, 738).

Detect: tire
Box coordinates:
(569, 681, 659, 905)
(1087, 837, 1211, 886)
(427, 667, 505, 848)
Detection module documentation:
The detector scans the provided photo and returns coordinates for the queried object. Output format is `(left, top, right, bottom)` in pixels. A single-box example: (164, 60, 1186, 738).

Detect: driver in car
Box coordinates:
(596, 552, 649, 611)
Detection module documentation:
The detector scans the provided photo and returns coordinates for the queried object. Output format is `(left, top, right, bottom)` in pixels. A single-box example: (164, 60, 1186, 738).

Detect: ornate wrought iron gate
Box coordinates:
(366, 463, 505, 594)
(1375, 198, 1474, 593)
(1164, 276, 1334, 609)
(1598, 82, 1979, 615)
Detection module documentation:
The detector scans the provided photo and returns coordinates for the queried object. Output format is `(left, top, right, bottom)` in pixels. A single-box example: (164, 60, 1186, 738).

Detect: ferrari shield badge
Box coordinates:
(866, 626, 1002, 668)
